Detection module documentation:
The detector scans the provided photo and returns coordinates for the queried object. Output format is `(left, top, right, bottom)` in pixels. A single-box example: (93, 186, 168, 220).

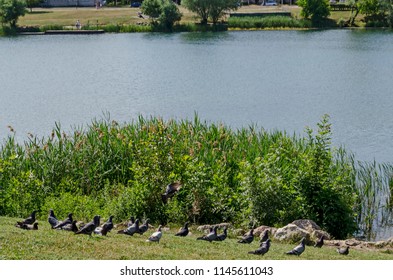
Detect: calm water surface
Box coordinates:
(1, 29, 393, 239)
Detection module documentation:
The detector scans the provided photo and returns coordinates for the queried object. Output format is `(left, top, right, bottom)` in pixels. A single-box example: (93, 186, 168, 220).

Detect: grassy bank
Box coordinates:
(13, 5, 366, 32)
(1, 216, 392, 260)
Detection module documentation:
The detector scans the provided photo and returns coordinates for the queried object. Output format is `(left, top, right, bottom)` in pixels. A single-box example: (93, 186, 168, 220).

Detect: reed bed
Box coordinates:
(0, 114, 391, 239)
(228, 16, 312, 29)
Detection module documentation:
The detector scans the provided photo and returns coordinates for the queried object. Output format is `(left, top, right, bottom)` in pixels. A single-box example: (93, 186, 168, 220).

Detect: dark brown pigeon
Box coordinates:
(197, 226, 218, 242)
(259, 230, 269, 244)
(286, 237, 306, 256)
(216, 227, 228, 241)
(21, 210, 38, 225)
(53, 213, 73, 229)
(238, 229, 254, 244)
(314, 235, 325, 248)
(118, 219, 140, 236)
(138, 218, 150, 235)
(161, 182, 182, 204)
(249, 239, 271, 255)
(75, 215, 100, 236)
(175, 222, 189, 237)
(337, 246, 349, 255)
(63, 220, 78, 232)
(48, 209, 59, 228)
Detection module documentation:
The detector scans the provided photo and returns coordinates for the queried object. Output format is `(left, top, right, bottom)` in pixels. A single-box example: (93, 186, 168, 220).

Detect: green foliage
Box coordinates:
(0, 0, 26, 28)
(0, 114, 390, 239)
(228, 16, 312, 29)
(141, 0, 182, 31)
(159, 0, 182, 30)
(358, 0, 390, 24)
(183, 0, 239, 24)
(297, 0, 331, 26)
(141, 0, 162, 20)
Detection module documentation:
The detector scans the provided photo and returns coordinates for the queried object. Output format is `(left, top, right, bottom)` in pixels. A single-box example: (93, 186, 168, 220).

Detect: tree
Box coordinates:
(0, 0, 26, 28)
(141, 0, 162, 22)
(297, 0, 330, 26)
(141, 0, 182, 30)
(159, 0, 182, 30)
(25, 0, 42, 12)
(183, 0, 239, 25)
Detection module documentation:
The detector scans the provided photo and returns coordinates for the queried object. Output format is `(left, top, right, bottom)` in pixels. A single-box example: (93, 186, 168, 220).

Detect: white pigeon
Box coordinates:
(146, 225, 162, 243)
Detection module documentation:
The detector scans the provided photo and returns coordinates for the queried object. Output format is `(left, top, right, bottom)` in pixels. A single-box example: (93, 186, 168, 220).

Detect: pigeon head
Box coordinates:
(108, 215, 114, 222)
(68, 213, 73, 219)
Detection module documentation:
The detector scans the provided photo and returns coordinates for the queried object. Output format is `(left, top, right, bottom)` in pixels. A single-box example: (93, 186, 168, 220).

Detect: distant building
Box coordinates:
(42, 0, 96, 7)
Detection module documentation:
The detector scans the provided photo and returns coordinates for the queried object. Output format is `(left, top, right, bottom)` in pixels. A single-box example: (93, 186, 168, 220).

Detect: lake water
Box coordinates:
(1, 30, 393, 239)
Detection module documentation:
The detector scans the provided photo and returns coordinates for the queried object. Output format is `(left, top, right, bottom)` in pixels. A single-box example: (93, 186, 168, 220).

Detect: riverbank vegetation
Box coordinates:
(1, 114, 392, 240)
(1, 2, 393, 35)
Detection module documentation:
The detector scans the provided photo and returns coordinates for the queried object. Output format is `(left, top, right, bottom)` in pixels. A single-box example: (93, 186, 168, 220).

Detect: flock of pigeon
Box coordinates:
(14, 182, 350, 257)
(14, 209, 350, 257)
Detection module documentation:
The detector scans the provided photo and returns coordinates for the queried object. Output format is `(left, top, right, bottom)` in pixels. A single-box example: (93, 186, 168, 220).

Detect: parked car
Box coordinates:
(130, 1, 141, 7)
(262, 0, 278, 5)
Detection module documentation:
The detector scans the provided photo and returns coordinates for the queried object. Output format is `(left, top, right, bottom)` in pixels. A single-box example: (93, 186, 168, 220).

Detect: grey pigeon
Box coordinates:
(197, 226, 218, 242)
(63, 220, 78, 232)
(337, 246, 349, 255)
(161, 182, 182, 204)
(147, 225, 163, 243)
(48, 209, 59, 228)
(95, 215, 114, 236)
(118, 219, 140, 236)
(286, 237, 306, 256)
(216, 227, 228, 241)
(21, 222, 39, 230)
(138, 218, 150, 235)
(53, 213, 73, 229)
(249, 239, 271, 255)
(238, 229, 254, 244)
(21, 210, 38, 225)
(314, 235, 324, 248)
(75, 215, 100, 236)
(175, 222, 189, 237)
(259, 230, 269, 244)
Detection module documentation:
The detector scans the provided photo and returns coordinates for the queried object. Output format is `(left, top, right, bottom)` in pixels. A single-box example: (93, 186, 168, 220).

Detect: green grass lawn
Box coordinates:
(1, 217, 392, 260)
(17, 5, 364, 29)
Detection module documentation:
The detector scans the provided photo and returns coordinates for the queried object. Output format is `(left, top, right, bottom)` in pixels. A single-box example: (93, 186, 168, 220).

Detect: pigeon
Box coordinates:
(138, 218, 150, 235)
(21, 222, 39, 230)
(21, 210, 38, 225)
(259, 230, 269, 244)
(197, 226, 218, 242)
(127, 216, 135, 227)
(161, 182, 182, 204)
(286, 237, 306, 256)
(238, 229, 254, 244)
(147, 225, 163, 243)
(62, 220, 78, 232)
(337, 246, 349, 255)
(48, 209, 59, 228)
(75, 215, 100, 236)
(249, 239, 271, 255)
(118, 219, 140, 236)
(216, 227, 228, 241)
(95, 215, 114, 236)
(314, 235, 325, 248)
(175, 222, 189, 237)
(53, 213, 73, 229)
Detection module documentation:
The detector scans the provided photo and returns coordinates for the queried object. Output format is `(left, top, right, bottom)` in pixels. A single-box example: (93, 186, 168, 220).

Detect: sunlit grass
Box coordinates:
(1, 217, 392, 260)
